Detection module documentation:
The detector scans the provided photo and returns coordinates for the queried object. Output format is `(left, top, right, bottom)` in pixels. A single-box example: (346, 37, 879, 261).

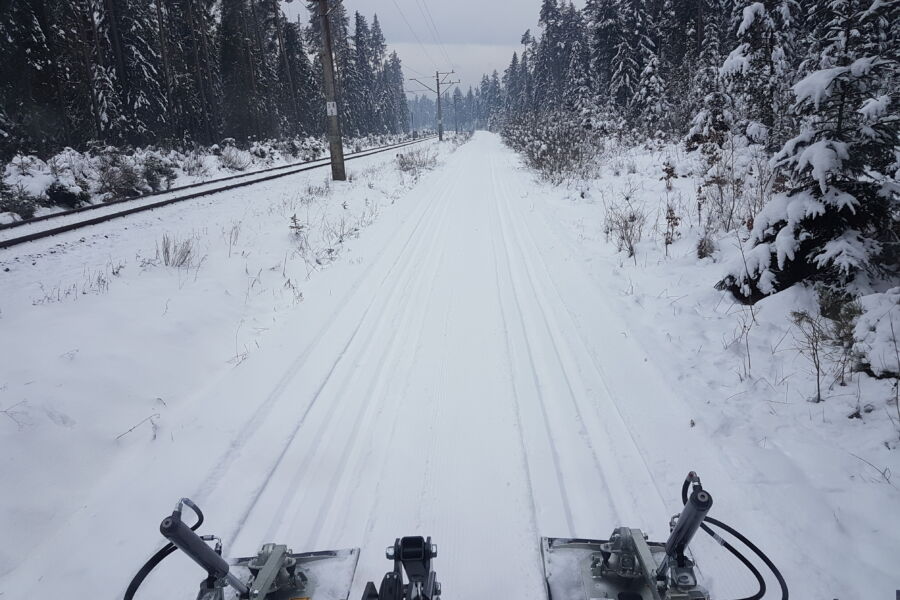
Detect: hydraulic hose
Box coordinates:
(680, 477, 788, 600)
(123, 499, 204, 600)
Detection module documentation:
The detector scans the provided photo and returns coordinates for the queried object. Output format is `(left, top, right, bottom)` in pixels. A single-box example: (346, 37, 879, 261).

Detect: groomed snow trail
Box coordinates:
(215, 133, 727, 598)
(5, 133, 855, 598)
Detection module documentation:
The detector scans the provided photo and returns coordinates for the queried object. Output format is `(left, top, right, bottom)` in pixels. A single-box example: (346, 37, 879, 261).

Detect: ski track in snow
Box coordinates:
(0, 133, 893, 599)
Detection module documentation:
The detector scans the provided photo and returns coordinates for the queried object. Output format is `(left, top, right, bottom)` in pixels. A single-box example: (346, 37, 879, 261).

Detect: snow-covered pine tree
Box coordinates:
(504, 53, 522, 117)
(114, 0, 168, 144)
(381, 51, 408, 135)
(634, 50, 667, 137)
(583, 0, 618, 104)
(220, 0, 266, 141)
(369, 15, 389, 133)
(166, 0, 222, 144)
(686, 0, 734, 154)
(0, 0, 69, 157)
(451, 87, 464, 133)
(609, 0, 641, 112)
(487, 71, 504, 130)
(564, 38, 595, 129)
(518, 36, 535, 116)
(720, 0, 800, 150)
(718, 0, 899, 302)
(281, 18, 322, 135)
(532, 0, 582, 111)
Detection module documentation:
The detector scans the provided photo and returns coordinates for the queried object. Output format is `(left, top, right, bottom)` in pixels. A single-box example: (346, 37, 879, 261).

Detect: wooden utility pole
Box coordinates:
(315, 0, 346, 180)
(410, 71, 458, 141)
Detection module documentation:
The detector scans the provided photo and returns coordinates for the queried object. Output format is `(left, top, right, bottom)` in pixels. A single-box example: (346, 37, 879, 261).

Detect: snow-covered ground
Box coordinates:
(0, 133, 897, 599)
(1, 133, 423, 224)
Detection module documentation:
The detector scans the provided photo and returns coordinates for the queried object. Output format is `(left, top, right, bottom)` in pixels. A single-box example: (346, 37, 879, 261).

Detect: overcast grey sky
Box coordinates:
(282, 0, 584, 96)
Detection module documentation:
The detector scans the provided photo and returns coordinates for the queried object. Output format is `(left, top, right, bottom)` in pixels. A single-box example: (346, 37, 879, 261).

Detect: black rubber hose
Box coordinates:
(704, 516, 788, 600)
(680, 479, 788, 600)
(123, 501, 204, 600)
(699, 520, 766, 600)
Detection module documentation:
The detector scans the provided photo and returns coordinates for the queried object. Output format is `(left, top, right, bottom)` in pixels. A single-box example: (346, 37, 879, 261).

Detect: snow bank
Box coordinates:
(854, 287, 900, 377)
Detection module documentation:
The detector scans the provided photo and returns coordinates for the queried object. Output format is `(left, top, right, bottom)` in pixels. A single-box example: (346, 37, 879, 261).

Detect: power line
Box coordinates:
(403, 62, 430, 78)
(414, 0, 453, 70)
(387, 0, 438, 71)
(421, 0, 453, 68)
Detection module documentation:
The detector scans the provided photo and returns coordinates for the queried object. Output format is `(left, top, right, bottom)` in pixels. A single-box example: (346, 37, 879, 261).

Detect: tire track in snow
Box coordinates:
(302, 179, 456, 548)
(215, 161, 460, 549)
(489, 182, 576, 536)
(492, 158, 664, 530)
(319, 156, 467, 555)
(490, 156, 612, 536)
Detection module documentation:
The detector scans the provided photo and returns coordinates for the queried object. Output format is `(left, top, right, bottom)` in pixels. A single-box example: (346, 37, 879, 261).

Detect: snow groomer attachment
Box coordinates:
(541, 472, 789, 600)
(361, 536, 441, 600)
(124, 498, 359, 600)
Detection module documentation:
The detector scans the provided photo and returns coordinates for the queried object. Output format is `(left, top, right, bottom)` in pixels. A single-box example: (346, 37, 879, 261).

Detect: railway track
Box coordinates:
(0, 136, 435, 250)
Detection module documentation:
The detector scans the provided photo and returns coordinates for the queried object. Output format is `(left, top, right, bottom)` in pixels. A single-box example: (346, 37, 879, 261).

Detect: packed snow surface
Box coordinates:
(0, 133, 897, 599)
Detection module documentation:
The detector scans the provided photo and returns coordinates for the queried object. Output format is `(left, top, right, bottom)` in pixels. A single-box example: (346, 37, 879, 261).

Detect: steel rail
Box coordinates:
(0, 137, 435, 250)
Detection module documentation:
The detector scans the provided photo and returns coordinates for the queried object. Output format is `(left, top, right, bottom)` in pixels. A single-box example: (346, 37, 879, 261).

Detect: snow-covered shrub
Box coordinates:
(502, 111, 598, 183)
(603, 199, 647, 260)
(697, 230, 717, 259)
(141, 155, 177, 192)
(219, 146, 252, 171)
(694, 135, 776, 235)
(47, 148, 97, 193)
(0, 183, 39, 219)
(817, 287, 864, 385)
(46, 181, 89, 208)
(97, 152, 144, 199)
(182, 152, 209, 177)
(396, 148, 436, 177)
(249, 141, 271, 161)
(853, 288, 900, 378)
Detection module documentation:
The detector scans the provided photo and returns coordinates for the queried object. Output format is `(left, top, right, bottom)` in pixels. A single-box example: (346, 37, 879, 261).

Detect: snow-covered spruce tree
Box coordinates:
(517, 38, 535, 116)
(385, 52, 410, 135)
(720, 0, 800, 151)
(634, 51, 668, 137)
(608, 0, 641, 112)
(583, 0, 618, 103)
(564, 38, 595, 129)
(685, 1, 734, 156)
(717, 0, 899, 303)
(0, 0, 73, 158)
(503, 53, 522, 117)
(280, 19, 321, 136)
(220, 0, 264, 141)
(114, 0, 169, 145)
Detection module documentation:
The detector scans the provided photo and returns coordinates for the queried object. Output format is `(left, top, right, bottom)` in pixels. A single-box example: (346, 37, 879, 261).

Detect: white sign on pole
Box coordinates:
(326, 101, 338, 117)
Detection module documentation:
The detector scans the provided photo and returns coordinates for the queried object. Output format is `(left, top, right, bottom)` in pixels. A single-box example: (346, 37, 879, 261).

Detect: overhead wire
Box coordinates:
(387, 0, 439, 73)
(414, 0, 453, 70)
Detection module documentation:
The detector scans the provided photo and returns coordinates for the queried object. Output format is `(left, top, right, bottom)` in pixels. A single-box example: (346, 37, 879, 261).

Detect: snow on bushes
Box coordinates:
(0, 134, 413, 221)
(717, 2, 899, 304)
(853, 288, 900, 378)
